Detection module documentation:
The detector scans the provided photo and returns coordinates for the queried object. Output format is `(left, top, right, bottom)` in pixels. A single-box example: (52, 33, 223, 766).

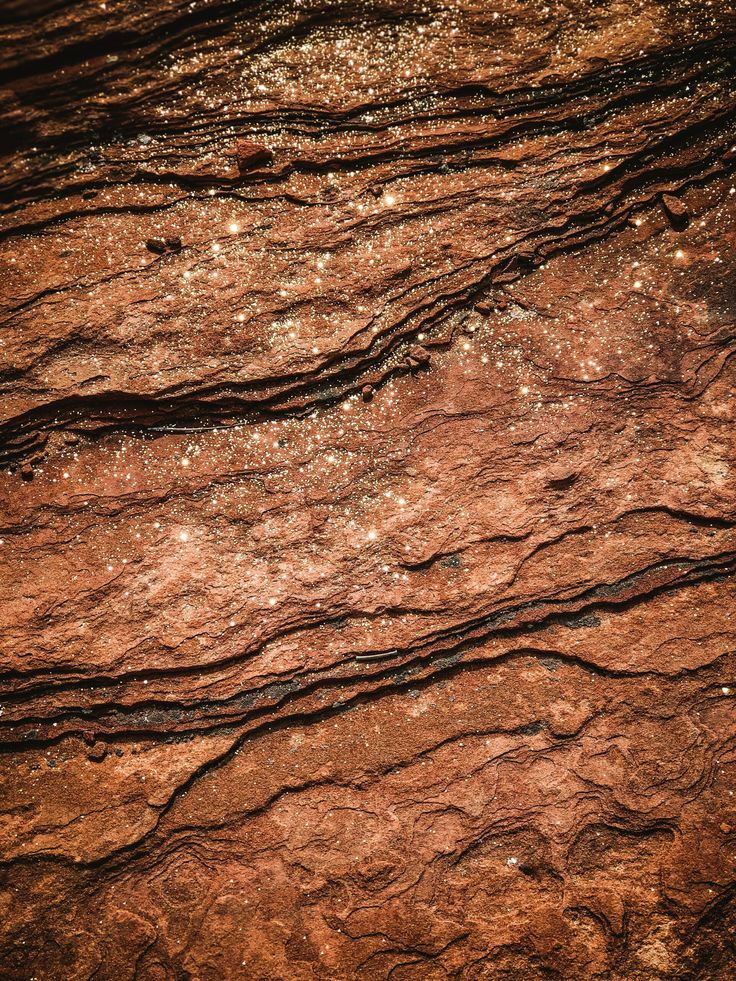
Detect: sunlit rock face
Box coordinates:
(1, 1, 735, 978)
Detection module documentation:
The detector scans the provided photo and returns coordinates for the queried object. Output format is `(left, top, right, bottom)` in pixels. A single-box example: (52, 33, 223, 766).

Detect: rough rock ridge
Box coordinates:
(1, 1, 736, 978)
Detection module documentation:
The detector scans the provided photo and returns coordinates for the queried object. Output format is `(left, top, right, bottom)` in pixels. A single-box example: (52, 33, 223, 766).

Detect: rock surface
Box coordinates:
(1, 1, 736, 979)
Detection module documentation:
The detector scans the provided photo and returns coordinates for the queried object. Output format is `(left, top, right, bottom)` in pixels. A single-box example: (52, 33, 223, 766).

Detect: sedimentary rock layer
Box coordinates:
(1, 1, 735, 978)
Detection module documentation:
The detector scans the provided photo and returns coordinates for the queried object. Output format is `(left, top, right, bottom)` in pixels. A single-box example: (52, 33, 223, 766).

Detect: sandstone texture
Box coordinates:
(1, 1, 736, 979)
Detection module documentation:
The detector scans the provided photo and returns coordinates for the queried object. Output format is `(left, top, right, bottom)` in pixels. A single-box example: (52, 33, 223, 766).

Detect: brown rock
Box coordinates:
(546, 470, 578, 491)
(661, 193, 689, 229)
(404, 344, 431, 371)
(474, 301, 493, 314)
(165, 236, 182, 251)
(146, 237, 167, 254)
(235, 140, 274, 172)
(408, 344, 430, 364)
(1, 4, 735, 980)
(361, 384, 374, 402)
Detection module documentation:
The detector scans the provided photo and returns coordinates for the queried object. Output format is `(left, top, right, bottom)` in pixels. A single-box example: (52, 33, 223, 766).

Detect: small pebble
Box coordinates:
(361, 384, 374, 402)
(146, 237, 167, 254)
(235, 140, 273, 172)
(408, 344, 430, 365)
(660, 193, 689, 229)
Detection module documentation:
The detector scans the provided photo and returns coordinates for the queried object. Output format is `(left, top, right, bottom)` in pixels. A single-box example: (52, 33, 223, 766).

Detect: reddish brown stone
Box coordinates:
(546, 470, 578, 491)
(0, 3, 735, 980)
(407, 344, 431, 365)
(661, 192, 689, 228)
(235, 139, 274, 172)
(145, 237, 167, 254)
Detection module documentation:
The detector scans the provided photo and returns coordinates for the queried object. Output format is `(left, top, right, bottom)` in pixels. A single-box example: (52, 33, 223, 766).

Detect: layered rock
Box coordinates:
(1, 1, 735, 978)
